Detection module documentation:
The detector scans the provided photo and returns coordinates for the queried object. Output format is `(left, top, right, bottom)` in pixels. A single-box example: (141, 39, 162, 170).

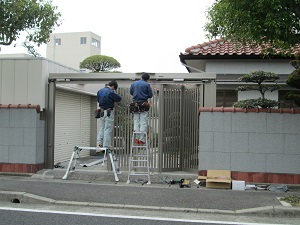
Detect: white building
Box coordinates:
(46, 31, 101, 70)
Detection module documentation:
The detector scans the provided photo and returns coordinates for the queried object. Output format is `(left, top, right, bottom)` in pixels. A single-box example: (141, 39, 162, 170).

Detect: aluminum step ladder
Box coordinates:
(62, 146, 120, 182)
(127, 131, 151, 184)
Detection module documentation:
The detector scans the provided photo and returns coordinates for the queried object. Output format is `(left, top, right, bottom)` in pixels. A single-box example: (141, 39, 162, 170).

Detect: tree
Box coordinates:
(285, 53, 300, 106)
(0, 0, 61, 56)
(204, 0, 300, 55)
(233, 71, 281, 108)
(80, 55, 121, 73)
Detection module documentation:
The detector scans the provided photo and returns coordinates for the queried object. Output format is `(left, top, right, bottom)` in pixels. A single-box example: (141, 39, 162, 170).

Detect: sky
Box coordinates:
(1, 0, 215, 73)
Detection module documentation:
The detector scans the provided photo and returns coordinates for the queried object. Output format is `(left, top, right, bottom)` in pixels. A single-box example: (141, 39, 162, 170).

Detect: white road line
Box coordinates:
(0, 207, 285, 225)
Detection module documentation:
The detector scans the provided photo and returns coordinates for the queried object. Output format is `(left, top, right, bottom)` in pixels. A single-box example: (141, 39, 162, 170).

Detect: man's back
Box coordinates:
(130, 79, 153, 102)
(97, 86, 121, 109)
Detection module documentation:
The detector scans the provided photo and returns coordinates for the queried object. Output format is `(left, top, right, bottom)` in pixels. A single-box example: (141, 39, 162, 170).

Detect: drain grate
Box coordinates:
(11, 198, 21, 203)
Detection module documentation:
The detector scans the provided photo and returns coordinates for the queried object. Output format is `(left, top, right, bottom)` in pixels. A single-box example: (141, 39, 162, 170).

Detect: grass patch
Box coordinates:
(280, 195, 300, 206)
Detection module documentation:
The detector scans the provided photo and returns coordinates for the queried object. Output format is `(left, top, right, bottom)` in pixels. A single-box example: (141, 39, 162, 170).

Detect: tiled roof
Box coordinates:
(0, 104, 41, 113)
(183, 39, 264, 56)
(183, 39, 300, 56)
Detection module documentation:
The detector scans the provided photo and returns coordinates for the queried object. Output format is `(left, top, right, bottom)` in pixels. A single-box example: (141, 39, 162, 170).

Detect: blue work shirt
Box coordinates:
(97, 86, 122, 110)
(130, 79, 153, 102)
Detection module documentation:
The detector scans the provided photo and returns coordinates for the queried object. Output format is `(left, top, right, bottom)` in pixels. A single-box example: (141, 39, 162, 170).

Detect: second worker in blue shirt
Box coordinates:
(130, 73, 153, 144)
(97, 80, 122, 148)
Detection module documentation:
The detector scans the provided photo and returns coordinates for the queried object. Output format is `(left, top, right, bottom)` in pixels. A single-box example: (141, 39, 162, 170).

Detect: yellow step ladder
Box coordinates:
(127, 131, 151, 184)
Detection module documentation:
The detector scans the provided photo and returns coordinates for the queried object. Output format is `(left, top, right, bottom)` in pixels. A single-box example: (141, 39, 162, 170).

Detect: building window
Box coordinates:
(216, 90, 238, 107)
(80, 37, 87, 44)
(54, 38, 61, 46)
(91, 38, 100, 48)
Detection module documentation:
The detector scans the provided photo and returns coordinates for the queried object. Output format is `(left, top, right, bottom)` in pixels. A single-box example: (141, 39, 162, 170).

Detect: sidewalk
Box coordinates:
(0, 156, 299, 217)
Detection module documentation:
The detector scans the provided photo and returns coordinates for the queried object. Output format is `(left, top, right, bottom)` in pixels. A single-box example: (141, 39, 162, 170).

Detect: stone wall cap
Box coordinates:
(199, 107, 300, 114)
(0, 104, 41, 113)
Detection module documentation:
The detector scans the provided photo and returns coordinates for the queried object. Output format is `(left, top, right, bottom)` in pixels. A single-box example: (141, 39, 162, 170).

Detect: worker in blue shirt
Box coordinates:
(130, 73, 153, 144)
(97, 80, 122, 148)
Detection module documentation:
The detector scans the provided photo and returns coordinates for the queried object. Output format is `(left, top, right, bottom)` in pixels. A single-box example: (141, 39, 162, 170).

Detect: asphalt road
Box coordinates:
(0, 206, 295, 225)
(1, 174, 300, 225)
(0, 176, 288, 211)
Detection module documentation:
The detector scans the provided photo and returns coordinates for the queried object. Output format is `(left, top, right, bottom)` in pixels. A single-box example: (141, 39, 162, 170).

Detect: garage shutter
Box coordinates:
(54, 89, 92, 163)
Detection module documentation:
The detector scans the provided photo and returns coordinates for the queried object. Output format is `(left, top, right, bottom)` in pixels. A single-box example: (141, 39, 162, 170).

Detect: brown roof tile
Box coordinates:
(183, 39, 299, 56)
(184, 39, 263, 56)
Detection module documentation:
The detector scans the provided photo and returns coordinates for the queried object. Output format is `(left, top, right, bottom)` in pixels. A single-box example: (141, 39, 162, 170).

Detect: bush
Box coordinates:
(286, 68, 300, 89)
(234, 70, 281, 108)
(233, 98, 278, 108)
(284, 91, 300, 106)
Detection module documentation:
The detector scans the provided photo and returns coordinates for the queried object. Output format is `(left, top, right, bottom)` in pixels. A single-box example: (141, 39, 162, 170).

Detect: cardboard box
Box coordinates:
(232, 180, 245, 191)
(197, 175, 207, 180)
(205, 170, 231, 189)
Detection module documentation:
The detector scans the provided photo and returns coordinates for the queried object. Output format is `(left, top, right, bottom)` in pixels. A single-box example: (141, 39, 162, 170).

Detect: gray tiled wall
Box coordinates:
(199, 112, 300, 174)
(0, 109, 45, 164)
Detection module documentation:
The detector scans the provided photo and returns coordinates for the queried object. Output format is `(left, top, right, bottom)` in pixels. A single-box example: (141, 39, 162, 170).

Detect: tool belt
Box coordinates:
(94, 108, 111, 118)
(129, 101, 150, 113)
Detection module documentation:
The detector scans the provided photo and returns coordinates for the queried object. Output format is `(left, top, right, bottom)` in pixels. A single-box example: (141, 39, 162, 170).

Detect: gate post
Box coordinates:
(158, 84, 164, 173)
(45, 80, 56, 169)
(179, 85, 185, 171)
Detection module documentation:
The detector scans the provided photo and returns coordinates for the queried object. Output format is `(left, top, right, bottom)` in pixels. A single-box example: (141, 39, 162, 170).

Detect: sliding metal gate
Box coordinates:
(159, 84, 201, 172)
(114, 84, 201, 173)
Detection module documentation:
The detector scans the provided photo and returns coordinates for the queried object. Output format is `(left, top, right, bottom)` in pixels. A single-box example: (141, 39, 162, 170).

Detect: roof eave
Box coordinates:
(179, 53, 295, 60)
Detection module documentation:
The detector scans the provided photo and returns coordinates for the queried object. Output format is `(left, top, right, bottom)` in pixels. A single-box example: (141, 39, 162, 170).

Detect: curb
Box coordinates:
(1, 191, 300, 216)
(33, 170, 300, 190)
(0, 172, 34, 177)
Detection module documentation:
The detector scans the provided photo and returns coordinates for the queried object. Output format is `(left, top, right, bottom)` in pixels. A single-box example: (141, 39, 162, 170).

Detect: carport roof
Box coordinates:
(48, 72, 216, 82)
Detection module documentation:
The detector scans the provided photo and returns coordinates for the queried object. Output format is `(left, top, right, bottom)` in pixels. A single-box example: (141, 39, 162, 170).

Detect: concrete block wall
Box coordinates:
(199, 107, 300, 184)
(0, 105, 44, 173)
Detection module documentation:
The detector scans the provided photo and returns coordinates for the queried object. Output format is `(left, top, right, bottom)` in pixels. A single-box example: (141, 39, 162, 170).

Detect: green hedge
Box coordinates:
(233, 98, 278, 108)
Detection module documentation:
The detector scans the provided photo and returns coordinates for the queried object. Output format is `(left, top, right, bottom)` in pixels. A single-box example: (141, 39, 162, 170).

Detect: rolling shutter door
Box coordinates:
(80, 94, 92, 147)
(54, 89, 92, 163)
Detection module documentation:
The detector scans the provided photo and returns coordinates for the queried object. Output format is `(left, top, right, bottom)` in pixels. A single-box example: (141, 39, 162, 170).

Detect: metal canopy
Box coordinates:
(49, 72, 216, 82)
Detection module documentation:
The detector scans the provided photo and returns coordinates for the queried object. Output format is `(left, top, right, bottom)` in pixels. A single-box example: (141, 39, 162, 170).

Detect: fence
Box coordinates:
(113, 84, 202, 173)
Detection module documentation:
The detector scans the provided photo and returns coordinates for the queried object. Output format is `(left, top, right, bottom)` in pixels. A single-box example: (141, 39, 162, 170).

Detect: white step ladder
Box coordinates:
(62, 146, 120, 182)
(127, 131, 151, 184)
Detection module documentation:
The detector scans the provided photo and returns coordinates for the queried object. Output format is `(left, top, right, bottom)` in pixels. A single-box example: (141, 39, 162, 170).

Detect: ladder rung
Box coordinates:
(129, 173, 149, 175)
(131, 160, 148, 162)
(130, 166, 149, 169)
(128, 131, 151, 184)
